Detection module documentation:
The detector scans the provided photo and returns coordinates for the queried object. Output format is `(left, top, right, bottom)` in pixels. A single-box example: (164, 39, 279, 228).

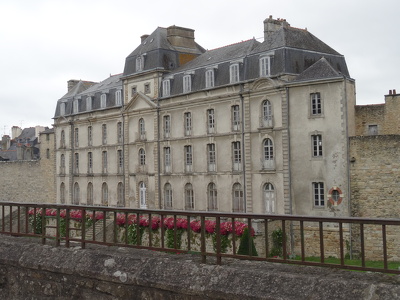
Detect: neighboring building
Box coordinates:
(53, 16, 356, 217)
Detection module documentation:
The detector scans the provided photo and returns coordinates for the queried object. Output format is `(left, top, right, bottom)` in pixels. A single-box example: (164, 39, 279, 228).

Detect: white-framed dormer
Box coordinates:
(136, 53, 146, 72)
(73, 99, 79, 114)
(86, 96, 92, 111)
(205, 65, 218, 89)
(229, 59, 242, 84)
(115, 89, 122, 106)
(259, 51, 274, 77)
(183, 71, 194, 94)
(60, 101, 66, 116)
(162, 75, 173, 97)
(100, 93, 107, 109)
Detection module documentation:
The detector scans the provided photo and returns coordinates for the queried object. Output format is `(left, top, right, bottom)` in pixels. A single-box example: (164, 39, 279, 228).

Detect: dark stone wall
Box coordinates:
(0, 235, 400, 299)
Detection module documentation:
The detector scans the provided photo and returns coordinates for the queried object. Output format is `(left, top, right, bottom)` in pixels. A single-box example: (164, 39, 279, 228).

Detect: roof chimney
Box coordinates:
(67, 79, 80, 92)
(263, 15, 290, 40)
(167, 26, 196, 49)
(394, 89, 397, 95)
(389, 90, 392, 95)
(141, 34, 149, 43)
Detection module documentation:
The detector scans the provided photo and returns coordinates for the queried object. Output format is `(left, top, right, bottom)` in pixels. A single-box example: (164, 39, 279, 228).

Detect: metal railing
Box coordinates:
(1, 201, 400, 274)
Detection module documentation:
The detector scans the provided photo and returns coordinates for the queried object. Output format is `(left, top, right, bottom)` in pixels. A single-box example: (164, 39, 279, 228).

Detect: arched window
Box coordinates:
(263, 138, 274, 169)
(87, 182, 93, 206)
(102, 182, 108, 206)
(73, 182, 80, 205)
(184, 183, 194, 210)
(117, 182, 124, 207)
(264, 183, 275, 213)
(139, 118, 145, 139)
(139, 182, 147, 208)
(164, 183, 172, 209)
(207, 183, 217, 211)
(233, 183, 244, 212)
(60, 154, 65, 174)
(60, 130, 65, 148)
(139, 148, 146, 165)
(60, 182, 65, 204)
(262, 100, 273, 127)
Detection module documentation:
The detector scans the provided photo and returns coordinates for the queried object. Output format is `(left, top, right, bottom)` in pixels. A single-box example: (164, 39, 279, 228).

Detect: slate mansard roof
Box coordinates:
(54, 74, 123, 118)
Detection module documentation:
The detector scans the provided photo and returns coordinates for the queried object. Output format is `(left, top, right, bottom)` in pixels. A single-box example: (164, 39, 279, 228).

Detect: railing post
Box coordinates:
(339, 222, 344, 265)
(17, 206, 20, 234)
(41, 206, 46, 245)
(65, 208, 70, 248)
(81, 208, 86, 249)
(300, 220, 305, 262)
(282, 220, 286, 260)
(9, 205, 13, 233)
(216, 216, 221, 265)
(382, 224, 388, 270)
(201, 216, 206, 263)
(319, 221, 324, 263)
(247, 218, 252, 257)
(360, 223, 365, 268)
(265, 218, 269, 259)
(232, 218, 236, 255)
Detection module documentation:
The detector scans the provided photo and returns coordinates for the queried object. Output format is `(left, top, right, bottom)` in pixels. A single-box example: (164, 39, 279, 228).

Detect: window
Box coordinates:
(207, 109, 215, 134)
(73, 99, 79, 114)
(184, 112, 192, 136)
(136, 56, 143, 72)
(60, 102, 66, 116)
(117, 122, 123, 143)
(259, 56, 271, 77)
(207, 143, 216, 172)
(102, 151, 108, 173)
(73, 182, 80, 205)
(163, 115, 171, 138)
(102, 182, 108, 206)
(164, 183, 172, 209)
(46, 134, 50, 141)
(184, 145, 192, 172)
(262, 100, 273, 127)
(205, 69, 214, 88)
(310, 93, 322, 115)
(86, 96, 92, 111)
(60, 182, 65, 204)
(139, 182, 147, 208)
(46, 149, 50, 159)
(102, 124, 107, 145)
(117, 182, 124, 207)
(131, 86, 137, 95)
(162, 80, 170, 97)
(88, 152, 93, 174)
(264, 183, 275, 213)
(74, 153, 79, 173)
(207, 183, 217, 211)
(87, 182, 93, 205)
(139, 118, 146, 140)
(233, 183, 244, 212)
(232, 105, 240, 131)
(74, 128, 79, 147)
(88, 126, 92, 146)
(139, 148, 146, 165)
(368, 125, 378, 135)
(60, 130, 65, 148)
(185, 183, 194, 210)
(100, 94, 107, 108)
(118, 150, 123, 173)
(60, 154, 65, 174)
(183, 75, 191, 93)
(232, 141, 241, 171)
(263, 138, 274, 169)
(115, 90, 122, 106)
(164, 147, 171, 173)
(312, 134, 323, 157)
(230, 64, 239, 83)
(313, 182, 325, 207)
(144, 83, 150, 94)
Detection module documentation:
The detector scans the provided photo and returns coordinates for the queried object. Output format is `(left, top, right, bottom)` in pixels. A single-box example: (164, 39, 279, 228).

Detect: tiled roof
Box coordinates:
(294, 57, 342, 81)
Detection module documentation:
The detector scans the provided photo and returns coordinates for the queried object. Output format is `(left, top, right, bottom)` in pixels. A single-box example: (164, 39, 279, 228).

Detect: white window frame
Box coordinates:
(185, 145, 193, 172)
(115, 90, 122, 106)
(139, 118, 146, 140)
(207, 183, 217, 211)
(205, 69, 214, 89)
(163, 115, 171, 138)
(207, 109, 215, 134)
(117, 122, 123, 143)
(139, 182, 147, 209)
(229, 64, 239, 83)
(86, 96, 92, 111)
(100, 94, 107, 108)
(73, 182, 80, 205)
(60, 154, 65, 174)
(259, 56, 271, 77)
(313, 182, 325, 207)
(207, 143, 216, 172)
(232, 105, 240, 131)
(102, 182, 108, 206)
(263, 138, 274, 169)
(88, 126, 92, 146)
(136, 56, 143, 72)
(60, 130, 65, 148)
(183, 75, 191, 93)
(262, 100, 273, 127)
(117, 182, 124, 207)
(184, 112, 192, 136)
(73, 99, 79, 114)
(264, 183, 275, 213)
(233, 183, 244, 212)
(102, 124, 107, 145)
(88, 152, 93, 174)
(164, 183, 172, 209)
(232, 141, 241, 171)
(74, 128, 79, 147)
(118, 149, 123, 174)
(163, 80, 170, 97)
(60, 182, 65, 204)
(312, 134, 323, 157)
(185, 183, 194, 210)
(102, 151, 108, 173)
(311, 93, 322, 116)
(74, 152, 79, 173)
(60, 102, 66, 116)
(139, 148, 146, 165)
(87, 182, 93, 205)
(164, 147, 171, 173)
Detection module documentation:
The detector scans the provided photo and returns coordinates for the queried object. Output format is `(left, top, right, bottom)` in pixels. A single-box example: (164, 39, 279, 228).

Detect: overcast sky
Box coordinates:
(1, 0, 399, 136)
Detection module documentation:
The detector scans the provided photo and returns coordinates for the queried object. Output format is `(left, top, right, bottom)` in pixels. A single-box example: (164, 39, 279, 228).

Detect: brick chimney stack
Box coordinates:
(167, 26, 196, 49)
(67, 79, 80, 92)
(264, 15, 290, 40)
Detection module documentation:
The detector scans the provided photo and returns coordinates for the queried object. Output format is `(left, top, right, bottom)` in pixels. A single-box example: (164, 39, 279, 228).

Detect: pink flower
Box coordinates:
(190, 220, 201, 233)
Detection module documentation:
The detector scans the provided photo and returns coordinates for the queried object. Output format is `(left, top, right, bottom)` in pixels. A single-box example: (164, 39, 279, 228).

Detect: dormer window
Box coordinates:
(229, 63, 239, 83)
(73, 99, 79, 114)
(100, 94, 107, 108)
(136, 55, 144, 72)
(115, 90, 122, 106)
(259, 56, 271, 77)
(205, 69, 215, 89)
(183, 75, 191, 93)
(86, 96, 92, 111)
(163, 80, 171, 97)
(60, 102, 66, 116)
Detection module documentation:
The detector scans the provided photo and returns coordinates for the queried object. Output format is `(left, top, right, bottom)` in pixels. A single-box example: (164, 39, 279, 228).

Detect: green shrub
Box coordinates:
(237, 228, 258, 256)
